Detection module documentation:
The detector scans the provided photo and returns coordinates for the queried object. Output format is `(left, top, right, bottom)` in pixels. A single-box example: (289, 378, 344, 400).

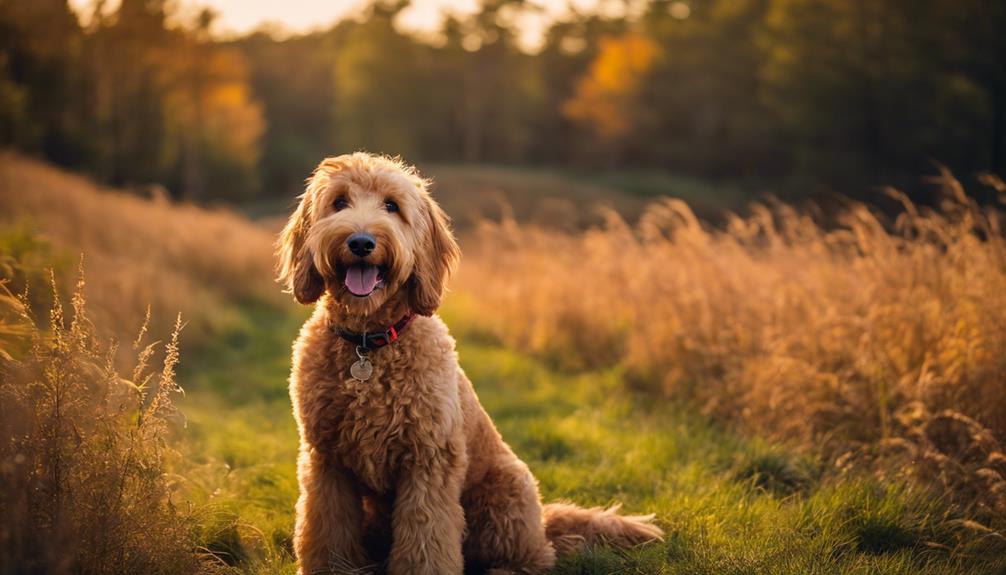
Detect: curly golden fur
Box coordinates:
(277, 153, 662, 575)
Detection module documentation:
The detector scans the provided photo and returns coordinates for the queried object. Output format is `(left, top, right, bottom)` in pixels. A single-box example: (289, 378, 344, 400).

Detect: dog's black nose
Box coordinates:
(347, 233, 376, 257)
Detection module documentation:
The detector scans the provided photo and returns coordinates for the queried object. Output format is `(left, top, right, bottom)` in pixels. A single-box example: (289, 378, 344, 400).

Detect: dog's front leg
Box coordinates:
(387, 442, 466, 575)
(294, 448, 369, 575)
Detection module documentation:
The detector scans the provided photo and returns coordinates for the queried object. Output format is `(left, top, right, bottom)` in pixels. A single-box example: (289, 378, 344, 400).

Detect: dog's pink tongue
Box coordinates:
(345, 264, 380, 296)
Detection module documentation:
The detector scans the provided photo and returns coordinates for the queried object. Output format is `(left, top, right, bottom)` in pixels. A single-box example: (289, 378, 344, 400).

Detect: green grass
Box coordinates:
(174, 304, 303, 572)
(173, 302, 1006, 575)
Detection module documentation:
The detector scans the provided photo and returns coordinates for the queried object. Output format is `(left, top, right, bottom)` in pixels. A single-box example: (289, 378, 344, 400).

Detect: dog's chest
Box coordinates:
(293, 317, 460, 495)
(328, 362, 445, 493)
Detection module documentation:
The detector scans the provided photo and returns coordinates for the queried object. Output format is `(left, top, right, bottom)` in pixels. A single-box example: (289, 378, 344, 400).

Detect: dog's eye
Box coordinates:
(384, 200, 399, 213)
(333, 197, 349, 211)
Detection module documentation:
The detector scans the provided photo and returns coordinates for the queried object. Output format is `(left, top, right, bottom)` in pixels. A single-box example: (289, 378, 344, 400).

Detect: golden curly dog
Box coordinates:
(277, 152, 662, 575)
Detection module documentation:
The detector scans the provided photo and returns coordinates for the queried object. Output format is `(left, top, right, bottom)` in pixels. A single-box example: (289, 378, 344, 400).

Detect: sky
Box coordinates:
(67, 0, 627, 50)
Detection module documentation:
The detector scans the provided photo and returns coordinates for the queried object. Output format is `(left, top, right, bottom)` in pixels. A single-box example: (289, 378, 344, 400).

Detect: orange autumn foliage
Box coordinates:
(562, 34, 661, 140)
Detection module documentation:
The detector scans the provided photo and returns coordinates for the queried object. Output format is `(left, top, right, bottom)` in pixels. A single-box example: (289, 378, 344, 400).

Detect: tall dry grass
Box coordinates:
(456, 170, 1006, 518)
(0, 270, 213, 573)
(0, 152, 281, 346)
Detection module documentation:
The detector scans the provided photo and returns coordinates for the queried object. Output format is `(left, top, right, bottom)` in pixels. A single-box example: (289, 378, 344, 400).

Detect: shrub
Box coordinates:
(0, 270, 213, 574)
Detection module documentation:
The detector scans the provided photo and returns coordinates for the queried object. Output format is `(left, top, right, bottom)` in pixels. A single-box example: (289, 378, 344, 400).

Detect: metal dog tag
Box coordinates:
(351, 346, 374, 381)
(350, 357, 373, 381)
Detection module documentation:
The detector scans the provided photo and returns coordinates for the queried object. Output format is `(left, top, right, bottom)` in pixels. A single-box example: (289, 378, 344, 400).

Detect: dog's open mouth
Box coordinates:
(343, 263, 384, 297)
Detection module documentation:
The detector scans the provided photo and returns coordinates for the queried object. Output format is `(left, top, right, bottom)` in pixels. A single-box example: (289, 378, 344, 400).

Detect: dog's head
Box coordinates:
(276, 153, 459, 316)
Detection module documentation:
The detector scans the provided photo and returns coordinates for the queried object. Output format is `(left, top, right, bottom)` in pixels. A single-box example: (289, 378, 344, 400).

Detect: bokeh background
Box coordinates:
(4, 0, 1005, 206)
(1, 1, 1006, 574)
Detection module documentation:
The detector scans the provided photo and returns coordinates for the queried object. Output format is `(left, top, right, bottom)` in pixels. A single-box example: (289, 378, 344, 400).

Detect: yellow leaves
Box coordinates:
(562, 34, 661, 140)
(155, 45, 264, 172)
(202, 79, 265, 166)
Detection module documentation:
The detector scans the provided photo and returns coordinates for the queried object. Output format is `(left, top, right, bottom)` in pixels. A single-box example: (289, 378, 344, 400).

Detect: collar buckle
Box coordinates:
(384, 326, 398, 344)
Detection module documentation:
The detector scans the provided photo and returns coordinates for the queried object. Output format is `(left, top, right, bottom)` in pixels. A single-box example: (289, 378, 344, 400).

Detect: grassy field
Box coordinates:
(3, 155, 1005, 573)
(173, 302, 1006, 574)
(0, 152, 280, 348)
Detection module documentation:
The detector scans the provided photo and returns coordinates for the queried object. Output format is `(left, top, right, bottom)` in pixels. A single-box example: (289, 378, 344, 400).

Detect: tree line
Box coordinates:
(1, 0, 1003, 202)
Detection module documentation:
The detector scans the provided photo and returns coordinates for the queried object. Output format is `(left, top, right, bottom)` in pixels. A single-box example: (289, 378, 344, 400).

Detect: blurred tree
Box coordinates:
(760, 0, 1003, 188)
(87, 0, 174, 186)
(161, 9, 264, 200)
(332, 2, 426, 158)
(238, 29, 341, 198)
(639, 0, 779, 176)
(533, 14, 627, 164)
(450, 0, 541, 163)
(1, 0, 1003, 203)
(0, 0, 92, 166)
(562, 33, 660, 164)
(87, 0, 263, 199)
(931, 0, 1006, 174)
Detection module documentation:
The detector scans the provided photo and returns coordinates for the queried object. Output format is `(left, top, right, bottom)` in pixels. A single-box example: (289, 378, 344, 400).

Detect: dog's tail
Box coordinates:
(542, 502, 663, 556)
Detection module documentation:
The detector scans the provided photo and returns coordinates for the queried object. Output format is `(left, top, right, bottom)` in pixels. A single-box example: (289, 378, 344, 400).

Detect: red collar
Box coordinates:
(334, 313, 415, 350)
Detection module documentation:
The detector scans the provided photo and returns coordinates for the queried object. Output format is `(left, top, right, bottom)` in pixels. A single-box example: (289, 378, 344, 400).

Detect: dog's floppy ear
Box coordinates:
(276, 178, 325, 305)
(408, 193, 460, 316)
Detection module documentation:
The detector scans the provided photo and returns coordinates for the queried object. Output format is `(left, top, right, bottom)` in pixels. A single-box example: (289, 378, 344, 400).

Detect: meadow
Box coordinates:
(1, 155, 1005, 574)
